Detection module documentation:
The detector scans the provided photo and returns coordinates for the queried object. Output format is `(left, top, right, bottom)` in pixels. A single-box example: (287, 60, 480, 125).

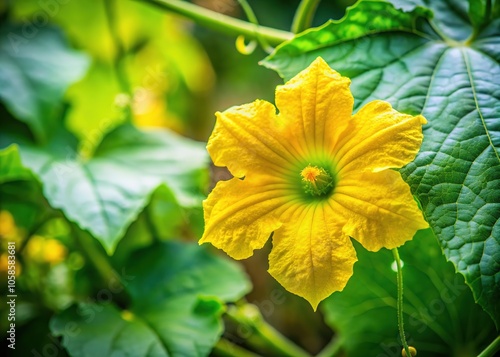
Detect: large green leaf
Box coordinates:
(0, 23, 89, 143)
(0, 124, 208, 253)
(322, 230, 497, 356)
(50, 241, 251, 357)
(262, 0, 500, 327)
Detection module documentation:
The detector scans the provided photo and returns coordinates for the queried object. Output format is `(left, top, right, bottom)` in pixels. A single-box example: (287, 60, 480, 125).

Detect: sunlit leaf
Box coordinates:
(1, 124, 208, 253)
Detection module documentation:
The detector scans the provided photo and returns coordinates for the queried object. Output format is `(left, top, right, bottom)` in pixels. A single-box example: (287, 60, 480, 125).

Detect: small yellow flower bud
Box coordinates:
(402, 346, 417, 357)
(300, 165, 335, 197)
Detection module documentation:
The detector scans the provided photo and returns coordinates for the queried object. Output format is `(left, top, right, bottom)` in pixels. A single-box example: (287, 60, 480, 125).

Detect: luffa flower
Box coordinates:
(200, 57, 428, 309)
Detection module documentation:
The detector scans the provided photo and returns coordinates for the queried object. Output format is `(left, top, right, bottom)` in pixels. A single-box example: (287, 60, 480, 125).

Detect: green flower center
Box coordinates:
(300, 165, 335, 197)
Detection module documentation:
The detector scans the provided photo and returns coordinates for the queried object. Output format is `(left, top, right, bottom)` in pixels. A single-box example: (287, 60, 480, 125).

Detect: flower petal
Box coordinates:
(334, 100, 426, 174)
(208, 100, 299, 178)
(275, 57, 353, 158)
(199, 175, 287, 259)
(268, 203, 357, 310)
(332, 170, 429, 251)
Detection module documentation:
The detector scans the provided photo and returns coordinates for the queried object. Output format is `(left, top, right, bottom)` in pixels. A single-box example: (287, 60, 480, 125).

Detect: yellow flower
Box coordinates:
(26, 235, 67, 265)
(200, 57, 428, 309)
(0, 210, 23, 244)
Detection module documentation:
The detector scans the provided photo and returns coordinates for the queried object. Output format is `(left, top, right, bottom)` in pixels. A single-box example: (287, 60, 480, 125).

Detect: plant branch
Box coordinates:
(136, 0, 293, 46)
(393, 248, 412, 357)
(291, 0, 321, 33)
(478, 335, 500, 357)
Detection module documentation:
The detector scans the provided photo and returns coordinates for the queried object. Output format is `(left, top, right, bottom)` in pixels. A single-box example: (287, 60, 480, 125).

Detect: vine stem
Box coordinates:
(71, 224, 130, 307)
(226, 304, 311, 357)
(392, 248, 412, 357)
(478, 335, 500, 357)
(136, 0, 293, 45)
(213, 338, 260, 357)
(315, 337, 342, 357)
(291, 0, 321, 34)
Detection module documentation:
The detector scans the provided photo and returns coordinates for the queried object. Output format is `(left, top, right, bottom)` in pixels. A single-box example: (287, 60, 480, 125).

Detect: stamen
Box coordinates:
(300, 165, 335, 197)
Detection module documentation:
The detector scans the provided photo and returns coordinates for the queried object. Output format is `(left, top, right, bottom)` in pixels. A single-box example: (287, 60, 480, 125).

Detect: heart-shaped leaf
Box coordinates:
(1, 124, 208, 253)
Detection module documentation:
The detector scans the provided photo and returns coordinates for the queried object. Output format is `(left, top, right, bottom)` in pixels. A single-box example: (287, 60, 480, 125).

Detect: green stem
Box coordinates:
(393, 248, 412, 357)
(104, 0, 133, 100)
(226, 304, 311, 357)
(72, 225, 130, 307)
(236, 0, 259, 26)
(291, 0, 321, 34)
(315, 337, 342, 357)
(486, 0, 492, 21)
(212, 338, 260, 357)
(478, 336, 500, 357)
(137, 0, 293, 46)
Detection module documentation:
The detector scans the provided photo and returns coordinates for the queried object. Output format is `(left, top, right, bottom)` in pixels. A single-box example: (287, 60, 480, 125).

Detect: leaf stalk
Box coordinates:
(393, 248, 413, 357)
(291, 0, 321, 34)
(136, 0, 293, 46)
(478, 335, 500, 357)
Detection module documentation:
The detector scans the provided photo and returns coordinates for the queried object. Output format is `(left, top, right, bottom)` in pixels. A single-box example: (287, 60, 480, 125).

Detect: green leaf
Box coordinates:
(0, 23, 89, 143)
(262, 1, 433, 82)
(322, 230, 497, 356)
(2, 124, 208, 253)
(0, 144, 32, 183)
(0, 145, 56, 233)
(263, 0, 500, 327)
(51, 241, 251, 357)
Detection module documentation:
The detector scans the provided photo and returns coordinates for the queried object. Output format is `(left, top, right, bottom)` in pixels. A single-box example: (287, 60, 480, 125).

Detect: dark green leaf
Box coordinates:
(263, 0, 500, 327)
(2, 124, 209, 253)
(0, 23, 89, 143)
(51, 241, 251, 357)
(322, 230, 497, 356)
(262, 1, 433, 82)
(468, 0, 488, 29)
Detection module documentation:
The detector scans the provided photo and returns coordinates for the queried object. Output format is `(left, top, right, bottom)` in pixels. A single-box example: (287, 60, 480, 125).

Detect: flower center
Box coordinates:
(300, 165, 335, 197)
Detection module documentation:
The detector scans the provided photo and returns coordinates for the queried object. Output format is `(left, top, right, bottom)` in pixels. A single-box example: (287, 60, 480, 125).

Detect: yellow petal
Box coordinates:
(275, 57, 353, 158)
(268, 203, 357, 310)
(334, 100, 426, 174)
(208, 100, 300, 178)
(332, 170, 429, 251)
(200, 175, 288, 259)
